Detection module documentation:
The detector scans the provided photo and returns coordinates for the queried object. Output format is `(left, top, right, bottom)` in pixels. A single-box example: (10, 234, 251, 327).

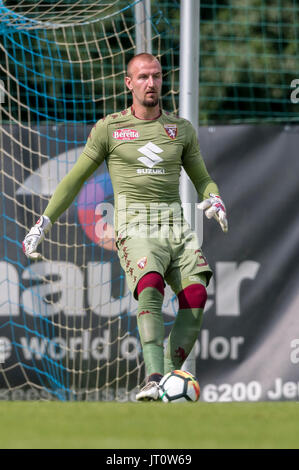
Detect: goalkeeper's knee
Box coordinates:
(178, 282, 207, 317)
(136, 271, 165, 298)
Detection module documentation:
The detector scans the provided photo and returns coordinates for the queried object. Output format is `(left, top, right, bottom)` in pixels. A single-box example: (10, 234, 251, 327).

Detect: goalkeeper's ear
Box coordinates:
(125, 75, 133, 93)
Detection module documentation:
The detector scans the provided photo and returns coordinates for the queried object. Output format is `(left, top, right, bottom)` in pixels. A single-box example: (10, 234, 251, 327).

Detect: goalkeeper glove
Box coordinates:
(22, 215, 52, 260)
(198, 193, 228, 233)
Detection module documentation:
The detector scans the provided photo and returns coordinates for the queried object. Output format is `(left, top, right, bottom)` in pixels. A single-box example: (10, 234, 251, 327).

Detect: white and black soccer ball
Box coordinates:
(159, 370, 200, 403)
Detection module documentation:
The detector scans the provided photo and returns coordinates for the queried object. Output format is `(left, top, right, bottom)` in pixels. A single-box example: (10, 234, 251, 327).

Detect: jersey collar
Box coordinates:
(130, 105, 162, 121)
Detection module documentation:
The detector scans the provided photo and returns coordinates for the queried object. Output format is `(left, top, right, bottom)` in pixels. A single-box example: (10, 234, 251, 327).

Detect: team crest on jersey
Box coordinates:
(137, 256, 147, 269)
(164, 124, 177, 140)
(112, 128, 140, 140)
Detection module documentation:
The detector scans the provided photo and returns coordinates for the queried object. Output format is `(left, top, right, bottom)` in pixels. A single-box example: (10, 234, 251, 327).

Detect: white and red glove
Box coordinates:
(22, 215, 52, 260)
(198, 193, 228, 233)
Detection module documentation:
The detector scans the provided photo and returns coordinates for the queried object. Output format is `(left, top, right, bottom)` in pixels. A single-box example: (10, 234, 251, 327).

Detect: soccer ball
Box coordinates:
(159, 370, 200, 403)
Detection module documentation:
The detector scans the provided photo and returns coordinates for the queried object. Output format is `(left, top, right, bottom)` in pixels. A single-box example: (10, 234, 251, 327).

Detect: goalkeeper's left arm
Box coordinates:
(182, 122, 228, 233)
(22, 152, 99, 259)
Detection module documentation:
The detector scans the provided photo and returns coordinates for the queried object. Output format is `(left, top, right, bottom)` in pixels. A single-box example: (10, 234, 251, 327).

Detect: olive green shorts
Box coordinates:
(116, 223, 212, 299)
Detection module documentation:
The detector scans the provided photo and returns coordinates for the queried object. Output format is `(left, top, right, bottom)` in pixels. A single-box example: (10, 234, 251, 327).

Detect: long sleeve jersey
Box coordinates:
(44, 106, 219, 232)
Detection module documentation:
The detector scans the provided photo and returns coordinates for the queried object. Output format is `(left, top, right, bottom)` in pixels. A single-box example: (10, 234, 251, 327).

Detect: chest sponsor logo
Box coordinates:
(137, 142, 163, 168)
(112, 128, 139, 140)
(164, 124, 177, 140)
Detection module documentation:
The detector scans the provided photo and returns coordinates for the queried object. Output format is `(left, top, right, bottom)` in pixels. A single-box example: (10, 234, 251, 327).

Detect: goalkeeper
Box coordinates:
(22, 53, 228, 401)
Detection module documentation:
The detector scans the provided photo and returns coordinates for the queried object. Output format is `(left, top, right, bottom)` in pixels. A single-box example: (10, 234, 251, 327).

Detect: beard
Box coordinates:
(142, 94, 159, 107)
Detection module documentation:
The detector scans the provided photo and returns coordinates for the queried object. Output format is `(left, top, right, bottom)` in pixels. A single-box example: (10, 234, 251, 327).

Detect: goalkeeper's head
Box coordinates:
(125, 53, 162, 109)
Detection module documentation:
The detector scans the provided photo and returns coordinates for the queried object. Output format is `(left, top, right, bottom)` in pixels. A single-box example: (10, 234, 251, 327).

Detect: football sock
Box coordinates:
(164, 277, 207, 374)
(136, 272, 165, 377)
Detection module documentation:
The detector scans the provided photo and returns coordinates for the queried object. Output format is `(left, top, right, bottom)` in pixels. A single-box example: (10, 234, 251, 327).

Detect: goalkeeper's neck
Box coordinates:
(131, 104, 162, 121)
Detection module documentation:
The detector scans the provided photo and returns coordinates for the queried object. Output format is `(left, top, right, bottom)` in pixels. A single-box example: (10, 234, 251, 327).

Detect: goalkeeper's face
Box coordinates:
(125, 58, 162, 108)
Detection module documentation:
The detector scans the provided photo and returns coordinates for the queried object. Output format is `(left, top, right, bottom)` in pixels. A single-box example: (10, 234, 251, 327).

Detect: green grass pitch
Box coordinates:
(0, 401, 299, 449)
(0, 402, 299, 449)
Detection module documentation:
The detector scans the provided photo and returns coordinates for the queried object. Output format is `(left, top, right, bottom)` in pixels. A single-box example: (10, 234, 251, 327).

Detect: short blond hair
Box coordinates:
(126, 53, 161, 77)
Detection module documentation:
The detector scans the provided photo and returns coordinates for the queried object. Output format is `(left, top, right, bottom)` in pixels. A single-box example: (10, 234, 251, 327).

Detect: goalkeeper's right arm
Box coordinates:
(22, 152, 99, 259)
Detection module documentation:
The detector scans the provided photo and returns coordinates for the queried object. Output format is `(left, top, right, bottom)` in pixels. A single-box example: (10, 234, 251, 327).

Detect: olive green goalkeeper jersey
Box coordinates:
(82, 107, 219, 230)
(44, 107, 219, 230)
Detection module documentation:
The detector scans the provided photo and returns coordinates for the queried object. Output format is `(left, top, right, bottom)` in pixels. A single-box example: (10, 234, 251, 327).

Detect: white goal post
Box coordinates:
(179, 0, 200, 375)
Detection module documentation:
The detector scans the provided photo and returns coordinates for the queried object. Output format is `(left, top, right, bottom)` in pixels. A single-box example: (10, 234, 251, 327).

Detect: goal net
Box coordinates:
(0, 0, 180, 401)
